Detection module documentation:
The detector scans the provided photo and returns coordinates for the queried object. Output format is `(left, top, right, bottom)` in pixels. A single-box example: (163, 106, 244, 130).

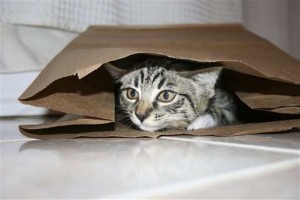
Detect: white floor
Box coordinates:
(0, 117, 299, 199)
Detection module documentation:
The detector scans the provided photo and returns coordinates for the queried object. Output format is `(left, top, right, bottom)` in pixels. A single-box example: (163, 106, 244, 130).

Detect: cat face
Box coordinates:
(106, 61, 221, 132)
(119, 67, 197, 131)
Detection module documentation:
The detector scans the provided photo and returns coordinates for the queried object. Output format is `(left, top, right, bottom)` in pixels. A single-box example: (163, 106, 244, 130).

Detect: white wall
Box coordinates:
(1, 0, 298, 60)
(243, 0, 300, 60)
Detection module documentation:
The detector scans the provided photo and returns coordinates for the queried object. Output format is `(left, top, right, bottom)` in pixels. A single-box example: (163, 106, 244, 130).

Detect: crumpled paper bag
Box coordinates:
(19, 24, 300, 139)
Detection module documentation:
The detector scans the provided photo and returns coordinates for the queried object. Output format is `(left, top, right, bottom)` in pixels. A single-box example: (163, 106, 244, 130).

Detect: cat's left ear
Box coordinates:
(192, 67, 222, 88)
(103, 62, 129, 80)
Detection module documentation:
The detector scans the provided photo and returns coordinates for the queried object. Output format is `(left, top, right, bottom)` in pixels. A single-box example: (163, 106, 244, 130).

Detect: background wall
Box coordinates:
(243, 0, 300, 61)
(1, 0, 299, 61)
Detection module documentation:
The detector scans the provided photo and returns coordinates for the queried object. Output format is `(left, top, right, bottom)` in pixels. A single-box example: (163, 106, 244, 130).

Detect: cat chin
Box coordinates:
(138, 125, 163, 132)
(131, 116, 164, 132)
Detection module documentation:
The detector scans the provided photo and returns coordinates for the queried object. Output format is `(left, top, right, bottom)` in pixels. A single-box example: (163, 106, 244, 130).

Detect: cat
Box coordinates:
(105, 58, 236, 132)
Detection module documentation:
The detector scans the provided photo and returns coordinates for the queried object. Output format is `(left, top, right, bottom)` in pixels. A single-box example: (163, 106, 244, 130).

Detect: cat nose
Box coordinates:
(135, 101, 152, 123)
(136, 113, 147, 122)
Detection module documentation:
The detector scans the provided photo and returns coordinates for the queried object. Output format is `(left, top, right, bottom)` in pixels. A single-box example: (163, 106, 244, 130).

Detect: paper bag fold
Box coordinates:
(19, 24, 300, 139)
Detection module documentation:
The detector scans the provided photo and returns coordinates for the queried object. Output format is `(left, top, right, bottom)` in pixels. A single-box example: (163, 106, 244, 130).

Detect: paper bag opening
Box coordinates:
(20, 54, 300, 139)
(108, 55, 300, 122)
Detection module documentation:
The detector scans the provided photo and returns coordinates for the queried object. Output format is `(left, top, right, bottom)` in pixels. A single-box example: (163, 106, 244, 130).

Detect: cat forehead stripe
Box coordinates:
(134, 76, 139, 87)
(152, 72, 160, 83)
(141, 67, 157, 83)
(151, 68, 165, 84)
(158, 77, 166, 89)
(143, 68, 152, 82)
(140, 70, 144, 84)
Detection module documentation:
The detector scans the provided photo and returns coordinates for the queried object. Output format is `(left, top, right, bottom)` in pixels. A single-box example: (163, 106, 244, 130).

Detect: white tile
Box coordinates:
(0, 137, 297, 199)
(165, 131, 300, 151)
(1, 117, 299, 198)
(192, 160, 299, 199)
(130, 159, 300, 199)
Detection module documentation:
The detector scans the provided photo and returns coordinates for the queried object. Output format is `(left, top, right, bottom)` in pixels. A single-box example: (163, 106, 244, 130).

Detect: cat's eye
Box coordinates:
(157, 91, 176, 102)
(126, 88, 139, 100)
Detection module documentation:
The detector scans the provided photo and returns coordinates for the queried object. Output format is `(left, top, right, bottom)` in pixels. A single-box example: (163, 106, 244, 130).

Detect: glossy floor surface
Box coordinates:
(1, 117, 299, 199)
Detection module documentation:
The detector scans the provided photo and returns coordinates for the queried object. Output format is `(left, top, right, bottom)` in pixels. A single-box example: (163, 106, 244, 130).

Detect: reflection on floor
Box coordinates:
(1, 117, 299, 199)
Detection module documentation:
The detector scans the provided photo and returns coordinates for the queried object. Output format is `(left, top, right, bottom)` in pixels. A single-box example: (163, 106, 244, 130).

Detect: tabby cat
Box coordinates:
(106, 58, 236, 132)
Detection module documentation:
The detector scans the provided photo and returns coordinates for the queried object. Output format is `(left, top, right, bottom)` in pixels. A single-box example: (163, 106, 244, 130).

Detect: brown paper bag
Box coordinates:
(19, 24, 300, 139)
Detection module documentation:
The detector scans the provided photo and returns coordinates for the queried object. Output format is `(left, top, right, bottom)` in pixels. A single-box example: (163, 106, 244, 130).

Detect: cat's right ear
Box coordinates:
(103, 63, 129, 80)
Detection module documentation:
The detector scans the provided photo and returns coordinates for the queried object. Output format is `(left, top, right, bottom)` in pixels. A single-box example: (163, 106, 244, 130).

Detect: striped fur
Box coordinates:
(108, 58, 236, 132)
